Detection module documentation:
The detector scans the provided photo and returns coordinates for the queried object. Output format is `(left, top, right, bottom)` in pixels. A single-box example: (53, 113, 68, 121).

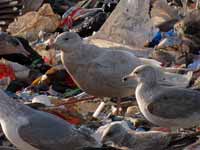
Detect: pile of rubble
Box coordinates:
(0, 0, 200, 150)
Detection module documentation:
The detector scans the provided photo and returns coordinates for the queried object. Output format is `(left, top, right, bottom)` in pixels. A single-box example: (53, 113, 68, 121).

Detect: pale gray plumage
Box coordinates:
(54, 32, 191, 98)
(124, 65, 200, 127)
(147, 89, 200, 119)
(94, 121, 178, 150)
(55, 32, 140, 98)
(0, 90, 100, 150)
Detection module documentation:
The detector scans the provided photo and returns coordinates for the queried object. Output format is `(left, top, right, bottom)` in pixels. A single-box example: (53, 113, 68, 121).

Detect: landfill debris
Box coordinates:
(31, 66, 77, 93)
(0, 32, 30, 58)
(0, 32, 46, 68)
(184, 139, 200, 150)
(7, 4, 60, 41)
(32, 31, 60, 65)
(58, 0, 119, 37)
(0, 59, 30, 80)
(32, 94, 53, 106)
(150, 0, 180, 32)
(61, 7, 107, 37)
(47, 0, 77, 15)
(0, 0, 199, 149)
(0, 0, 23, 32)
(125, 106, 140, 117)
(21, 0, 44, 14)
(0, 0, 45, 32)
(93, 121, 198, 150)
(0, 77, 12, 90)
(93, 0, 157, 48)
(174, 9, 200, 52)
(188, 55, 200, 70)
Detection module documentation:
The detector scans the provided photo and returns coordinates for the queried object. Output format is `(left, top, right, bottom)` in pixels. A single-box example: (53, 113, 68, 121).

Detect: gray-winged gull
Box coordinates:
(93, 121, 180, 150)
(54, 32, 191, 98)
(0, 90, 100, 150)
(123, 65, 200, 128)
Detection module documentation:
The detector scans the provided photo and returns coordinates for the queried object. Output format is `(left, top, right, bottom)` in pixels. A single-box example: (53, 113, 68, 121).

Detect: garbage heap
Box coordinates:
(0, 0, 200, 150)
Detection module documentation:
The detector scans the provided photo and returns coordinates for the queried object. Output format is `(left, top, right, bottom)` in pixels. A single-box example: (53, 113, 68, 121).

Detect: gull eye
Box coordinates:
(64, 38, 69, 41)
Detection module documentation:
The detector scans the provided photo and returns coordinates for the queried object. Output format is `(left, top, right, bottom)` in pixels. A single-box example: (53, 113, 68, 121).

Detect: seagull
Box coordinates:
(94, 121, 180, 150)
(54, 32, 193, 114)
(0, 89, 100, 150)
(54, 32, 191, 98)
(123, 65, 200, 128)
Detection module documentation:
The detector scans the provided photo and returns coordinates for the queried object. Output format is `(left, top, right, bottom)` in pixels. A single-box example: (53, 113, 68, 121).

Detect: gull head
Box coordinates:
(54, 32, 82, 52)
(123, 65, 157, 84)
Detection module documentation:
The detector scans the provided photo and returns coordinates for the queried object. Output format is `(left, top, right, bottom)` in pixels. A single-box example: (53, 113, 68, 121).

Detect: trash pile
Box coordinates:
(0, 0, 200, 150)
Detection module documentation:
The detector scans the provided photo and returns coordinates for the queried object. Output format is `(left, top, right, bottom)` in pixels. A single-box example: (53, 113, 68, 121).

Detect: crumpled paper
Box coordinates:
(7, 4, 60, 41)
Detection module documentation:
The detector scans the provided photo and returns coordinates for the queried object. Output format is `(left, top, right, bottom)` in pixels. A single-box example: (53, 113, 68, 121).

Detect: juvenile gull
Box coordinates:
(0, 90, 100, 150)
(123, 65, 200, 128)
(54, 32, 191, 99)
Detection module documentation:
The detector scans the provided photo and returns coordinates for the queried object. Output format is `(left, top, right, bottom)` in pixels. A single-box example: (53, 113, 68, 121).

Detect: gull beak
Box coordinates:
(122, 72, 136, 82)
